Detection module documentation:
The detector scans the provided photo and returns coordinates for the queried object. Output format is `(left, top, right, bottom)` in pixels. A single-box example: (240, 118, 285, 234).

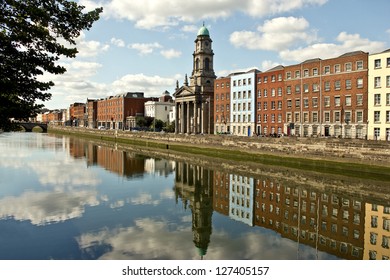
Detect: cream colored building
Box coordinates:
(368, 50, 390, 140)
(363, 203, 390, 260)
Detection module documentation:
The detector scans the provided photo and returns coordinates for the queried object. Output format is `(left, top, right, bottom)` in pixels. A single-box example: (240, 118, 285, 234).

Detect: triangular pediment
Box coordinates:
(173, 85, 195, 98)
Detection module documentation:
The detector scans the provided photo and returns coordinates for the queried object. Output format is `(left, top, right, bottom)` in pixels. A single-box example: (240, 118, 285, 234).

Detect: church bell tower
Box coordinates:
(190, 24, 216, 88)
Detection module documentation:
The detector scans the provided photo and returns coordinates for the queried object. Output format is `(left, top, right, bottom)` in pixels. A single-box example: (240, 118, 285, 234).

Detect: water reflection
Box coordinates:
(0, 133, 389, 260)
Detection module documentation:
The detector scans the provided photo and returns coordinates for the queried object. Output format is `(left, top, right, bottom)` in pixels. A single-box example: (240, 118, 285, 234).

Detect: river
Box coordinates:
(0, 132, 389, 260)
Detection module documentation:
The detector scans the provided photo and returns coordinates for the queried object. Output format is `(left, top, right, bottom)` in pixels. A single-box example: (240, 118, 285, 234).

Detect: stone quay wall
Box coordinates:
(50, 126, 390, 166)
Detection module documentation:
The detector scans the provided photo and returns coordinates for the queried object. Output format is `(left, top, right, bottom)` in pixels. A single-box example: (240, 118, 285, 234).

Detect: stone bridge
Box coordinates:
(17, 122, 48, 132)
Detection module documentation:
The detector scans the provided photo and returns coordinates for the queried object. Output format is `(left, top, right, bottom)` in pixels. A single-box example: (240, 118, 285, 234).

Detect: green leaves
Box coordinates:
(0, 0, 102, 131)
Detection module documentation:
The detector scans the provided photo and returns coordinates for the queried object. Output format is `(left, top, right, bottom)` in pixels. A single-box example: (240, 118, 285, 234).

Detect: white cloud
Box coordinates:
(74, 32, 110, 58)
(161, 49, 182, 59)
(0, 190, 99, 226)
(75, 217, 333, 260)
(128, 42, 163, 55)
(81, 0, 327, 30)
(181, 25, 198, 33)
(230, 17, 316, 51)
(280, 32, 386, 62)
(261, 60, 281, 71)
(111, 73, 176, 97)
(110, 37, 125, 47)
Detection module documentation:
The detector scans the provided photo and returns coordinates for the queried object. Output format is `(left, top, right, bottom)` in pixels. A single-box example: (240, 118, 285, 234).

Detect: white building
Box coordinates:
(368, 50, 390, 141)
(229, 174, 254, 226)
(230, 69, 259, 136)
(144, 91, 174, 123)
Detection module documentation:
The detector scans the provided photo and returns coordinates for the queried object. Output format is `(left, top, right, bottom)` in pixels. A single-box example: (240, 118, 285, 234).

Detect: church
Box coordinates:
(174, 25, 216, 134)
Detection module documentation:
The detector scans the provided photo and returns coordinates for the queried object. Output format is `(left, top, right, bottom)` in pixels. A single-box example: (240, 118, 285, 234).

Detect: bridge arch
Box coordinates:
(18, 123, 48, 133)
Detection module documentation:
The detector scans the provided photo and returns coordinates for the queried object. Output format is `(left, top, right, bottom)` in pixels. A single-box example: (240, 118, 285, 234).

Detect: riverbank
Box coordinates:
(49, 126, 390, 166)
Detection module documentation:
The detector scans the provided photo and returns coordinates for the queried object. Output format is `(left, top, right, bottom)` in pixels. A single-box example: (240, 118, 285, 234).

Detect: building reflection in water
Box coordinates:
(174, 162, 213, 259)
(174, 160, 390, 260)
(64, 137, 390, 260)
(67, 138, 175, 178)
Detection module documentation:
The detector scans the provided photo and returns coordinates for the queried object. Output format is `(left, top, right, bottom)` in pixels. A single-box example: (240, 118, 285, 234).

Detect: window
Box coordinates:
(346, 96, 351, 106)
(370, 232, 378, 245)
(324, 66, 330, 74)
(387, 111, 390, 123)
(346, 79, 352, 89)
(295, 70, 300, 78)
(384, 219, 390, 231)
(334, 64, 341, 73)
(257, 89, 261, 98)
(257, 102, 261, 111)
(335, 96, 340, 106)
(271, 88, 275, 97)
(334, 111, 340, 122)
(287, 99, 292, 108)
(387, 93, 390, 105)
(356, 111, 363, 122)
(387, 76, 390, 87)
(356, 60, 363, 70)
(264, 76, 268, 83)
(295, 85, 300, 93)
(295, 99, 300, 108)
(345, 111, 351, 123)
(312, 83, 319, 92)
(374, 111, 380, 122)
(372, 215, 378, 227)
(257, 77, 262, 84)
(324, 81, 330, 91)
(345, 62, 352, 71)
(278, 87, 282, 96)
(335, 80, 341, 90)
(303, 112, 309, 122)
(286, 72, 291, 79)
(304, 84, 309, 93)
(325, 112, 330, 122)
(271, 75, 276, 82)
(387, 57, 390, 67)
(374, 128, 380, 138)
(304, 69, 309, 77)
(286, 86, 292, 94)
(304, 98, 309, 108)
(374, 94, 381, 105)
(312, 97, 318, 107)
(278, 74, 282, 81)
(286, 113, 292, 122)
(264, 89, 268, 97)
(357, 78, 363, 88)
(324, 96, 330, 107)
(313, 68, 318, 76)
(375, 59, 381, 68)
(357, 94, 363, 106)
(248, 78, 251, 85)
(312, 112, 318, 122)
(375, 77, 381, 88)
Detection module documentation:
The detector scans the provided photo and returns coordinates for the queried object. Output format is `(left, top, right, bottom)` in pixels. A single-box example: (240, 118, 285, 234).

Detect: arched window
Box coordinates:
(205, 58, 210, 70)
(196, 58, 200, 70)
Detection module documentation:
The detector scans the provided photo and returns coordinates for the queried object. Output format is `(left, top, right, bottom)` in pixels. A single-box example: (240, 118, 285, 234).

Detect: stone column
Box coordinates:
(194, 100, 198, 134)
(187, 101, 191, 134)
(181, 102, 185, 134)
(175, 103, 179, 133)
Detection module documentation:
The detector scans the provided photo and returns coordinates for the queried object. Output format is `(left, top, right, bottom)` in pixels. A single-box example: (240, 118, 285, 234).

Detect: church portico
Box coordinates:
(175, 97, 211, 134)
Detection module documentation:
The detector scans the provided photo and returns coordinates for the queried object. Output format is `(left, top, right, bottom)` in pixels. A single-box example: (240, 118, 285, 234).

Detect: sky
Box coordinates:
(42, 0, 390, 110)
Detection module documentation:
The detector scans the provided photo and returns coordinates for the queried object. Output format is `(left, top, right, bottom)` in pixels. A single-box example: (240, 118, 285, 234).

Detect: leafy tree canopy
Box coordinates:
(0, 0, 102, 131)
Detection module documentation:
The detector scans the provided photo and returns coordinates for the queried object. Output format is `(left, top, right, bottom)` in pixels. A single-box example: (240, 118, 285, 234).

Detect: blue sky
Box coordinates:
(42, 0, 390, 109)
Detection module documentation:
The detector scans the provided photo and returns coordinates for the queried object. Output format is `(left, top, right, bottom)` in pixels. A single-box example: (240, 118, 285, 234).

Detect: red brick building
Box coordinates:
(96, 92, 156, 130)
(214, 76, 231, 133)
(69, 103, 86, 127)
(284, 51, 368, 138)
(256, 65, 285, 136)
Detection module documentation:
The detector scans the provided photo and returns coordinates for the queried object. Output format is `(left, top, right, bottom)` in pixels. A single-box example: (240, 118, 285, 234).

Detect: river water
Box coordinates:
(0, 132, 389, 260)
